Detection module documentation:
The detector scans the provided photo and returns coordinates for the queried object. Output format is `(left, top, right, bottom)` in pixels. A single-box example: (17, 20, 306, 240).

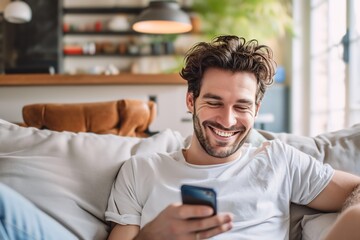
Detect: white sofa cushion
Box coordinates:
(259, 123, 360, 240)
(259, 123, 360, 172)
(301, 213, 338, 240)
(0, 119, 186, 239)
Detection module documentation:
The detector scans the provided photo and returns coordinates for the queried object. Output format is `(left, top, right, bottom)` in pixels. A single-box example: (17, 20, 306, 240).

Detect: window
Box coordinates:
(292, 0, 360, 136)
(309, 0, 346, 135)
(347, 0, 360, 128)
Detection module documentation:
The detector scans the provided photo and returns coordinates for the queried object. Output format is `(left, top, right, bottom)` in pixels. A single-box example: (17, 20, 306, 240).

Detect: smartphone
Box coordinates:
(181, 184, 217, 215)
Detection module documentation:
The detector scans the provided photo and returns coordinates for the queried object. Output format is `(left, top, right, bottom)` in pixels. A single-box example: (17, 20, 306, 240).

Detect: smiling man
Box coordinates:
(106, 35, 360, 240)
(186, 69, 258, 164)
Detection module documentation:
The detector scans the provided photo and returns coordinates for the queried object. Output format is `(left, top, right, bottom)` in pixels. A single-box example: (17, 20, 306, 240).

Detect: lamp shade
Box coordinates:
(4, 0, 32, 24)
(132, 1, 192, 34)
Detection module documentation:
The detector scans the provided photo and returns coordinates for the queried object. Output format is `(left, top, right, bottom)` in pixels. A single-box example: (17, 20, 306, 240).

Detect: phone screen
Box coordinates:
(181, 184, 217, 215)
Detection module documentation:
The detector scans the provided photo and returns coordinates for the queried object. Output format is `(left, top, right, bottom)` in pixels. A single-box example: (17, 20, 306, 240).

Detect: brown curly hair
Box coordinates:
(179, 35, 276, 104)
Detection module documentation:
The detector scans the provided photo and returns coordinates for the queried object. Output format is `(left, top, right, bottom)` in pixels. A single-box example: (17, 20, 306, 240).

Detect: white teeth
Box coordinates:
(213, 128, 235, 137)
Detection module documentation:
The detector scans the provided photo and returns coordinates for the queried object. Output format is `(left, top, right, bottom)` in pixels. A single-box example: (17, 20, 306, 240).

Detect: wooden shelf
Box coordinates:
(62, 7, 191, 14)
(63, 7, 142, 14)
(63, 53, 175, 57)
(0, 73, 186, 86)
(63, 30, 142, 36)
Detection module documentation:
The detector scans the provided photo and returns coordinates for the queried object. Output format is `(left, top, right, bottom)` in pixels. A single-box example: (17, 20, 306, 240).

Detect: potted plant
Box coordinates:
(192, 0, 293, 41)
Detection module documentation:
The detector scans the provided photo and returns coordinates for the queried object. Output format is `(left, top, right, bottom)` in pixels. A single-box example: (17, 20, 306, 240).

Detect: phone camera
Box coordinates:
(205, 191, 214, 197)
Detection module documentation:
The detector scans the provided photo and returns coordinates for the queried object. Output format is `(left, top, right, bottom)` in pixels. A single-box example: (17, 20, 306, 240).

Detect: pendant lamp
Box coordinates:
(4, 0, 32, 24)
(132, 1, 192, 34)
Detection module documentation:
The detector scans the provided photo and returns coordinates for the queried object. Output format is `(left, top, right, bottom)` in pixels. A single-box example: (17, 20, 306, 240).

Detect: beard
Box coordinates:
(192, 111, 251, 158)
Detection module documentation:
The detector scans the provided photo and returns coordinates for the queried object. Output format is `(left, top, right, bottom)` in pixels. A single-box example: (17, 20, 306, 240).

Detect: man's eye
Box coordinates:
(207, 102, 221, 106)
(235, 106, 249, 110)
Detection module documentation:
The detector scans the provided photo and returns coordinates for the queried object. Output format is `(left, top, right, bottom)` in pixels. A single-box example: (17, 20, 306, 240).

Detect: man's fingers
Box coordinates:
(182, 213, 233, 239)
(171, 203, 214, 219)
(155, 204, 233, 239)
(188, 213, 233, 232)
(198, 221, 233, 239)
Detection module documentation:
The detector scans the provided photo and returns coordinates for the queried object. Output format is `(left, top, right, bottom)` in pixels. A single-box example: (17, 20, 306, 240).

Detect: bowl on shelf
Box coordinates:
(107, 15, 130, 31)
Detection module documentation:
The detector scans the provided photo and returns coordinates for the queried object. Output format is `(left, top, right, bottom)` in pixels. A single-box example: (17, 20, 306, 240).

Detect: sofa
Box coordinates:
(0, 118, 359, 240)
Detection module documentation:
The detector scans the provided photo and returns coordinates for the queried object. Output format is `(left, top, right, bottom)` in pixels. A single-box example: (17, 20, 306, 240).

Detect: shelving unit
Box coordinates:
(62, 6, 190, 15)
(63, 7, 143, 14)
(63, 53, 175, 57)
(61, 6, 142, 36)
(61, 5, 185, 74)
(63, 30, 141, 35)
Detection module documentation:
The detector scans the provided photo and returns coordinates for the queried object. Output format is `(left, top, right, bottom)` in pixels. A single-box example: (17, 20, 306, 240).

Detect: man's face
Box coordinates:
(186, 68, 259, 159)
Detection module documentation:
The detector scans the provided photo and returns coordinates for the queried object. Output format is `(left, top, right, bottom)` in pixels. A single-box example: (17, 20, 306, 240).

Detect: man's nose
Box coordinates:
(218, 108, 237, 128)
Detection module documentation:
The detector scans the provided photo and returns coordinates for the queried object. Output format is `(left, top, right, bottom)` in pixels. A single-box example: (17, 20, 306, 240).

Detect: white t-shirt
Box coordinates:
(105, 139, 334, 239)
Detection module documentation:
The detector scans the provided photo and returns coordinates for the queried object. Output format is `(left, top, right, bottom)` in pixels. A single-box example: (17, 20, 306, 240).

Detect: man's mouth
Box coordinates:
(209, 126, 241, 138)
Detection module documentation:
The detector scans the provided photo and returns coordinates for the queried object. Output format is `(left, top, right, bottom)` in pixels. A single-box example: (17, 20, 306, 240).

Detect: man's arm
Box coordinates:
(108, 225, 139, 240)
(108, 203, 233, 240)
(342, 184, 360, 211)
(307, 170, 360, 212)
(318, 176, 360, 240)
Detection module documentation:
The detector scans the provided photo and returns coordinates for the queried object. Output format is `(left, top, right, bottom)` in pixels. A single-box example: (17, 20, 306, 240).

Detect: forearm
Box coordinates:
(107, 224, 139, 240)
(312, 184, 360, 240)
(323, 184, 360, 240)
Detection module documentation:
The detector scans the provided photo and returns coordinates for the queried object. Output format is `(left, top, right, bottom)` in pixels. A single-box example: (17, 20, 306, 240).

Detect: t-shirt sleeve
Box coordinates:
(282, 141, 334, 205)
(105, 158, 142, 226)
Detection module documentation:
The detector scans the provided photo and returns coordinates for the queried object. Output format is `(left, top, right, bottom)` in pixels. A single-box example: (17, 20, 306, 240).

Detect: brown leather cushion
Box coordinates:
(22, 99, 156, 137)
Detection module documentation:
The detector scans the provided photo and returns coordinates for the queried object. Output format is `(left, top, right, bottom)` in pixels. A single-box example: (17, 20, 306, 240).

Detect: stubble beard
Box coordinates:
(192, 111, 250, 159)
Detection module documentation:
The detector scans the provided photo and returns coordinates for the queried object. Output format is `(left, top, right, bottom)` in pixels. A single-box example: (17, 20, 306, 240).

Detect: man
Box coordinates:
(105, 35, 360, 239)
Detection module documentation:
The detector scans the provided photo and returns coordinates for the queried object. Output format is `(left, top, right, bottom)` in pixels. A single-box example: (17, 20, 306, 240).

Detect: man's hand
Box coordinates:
(135, 203, 233, 240)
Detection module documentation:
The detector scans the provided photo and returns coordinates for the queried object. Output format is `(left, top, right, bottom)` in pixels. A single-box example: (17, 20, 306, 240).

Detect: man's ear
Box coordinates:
(186, 92, 194, 113)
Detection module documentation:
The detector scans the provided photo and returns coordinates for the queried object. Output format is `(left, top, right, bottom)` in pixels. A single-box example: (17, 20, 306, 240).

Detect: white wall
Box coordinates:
(0, 85, 194, 137)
